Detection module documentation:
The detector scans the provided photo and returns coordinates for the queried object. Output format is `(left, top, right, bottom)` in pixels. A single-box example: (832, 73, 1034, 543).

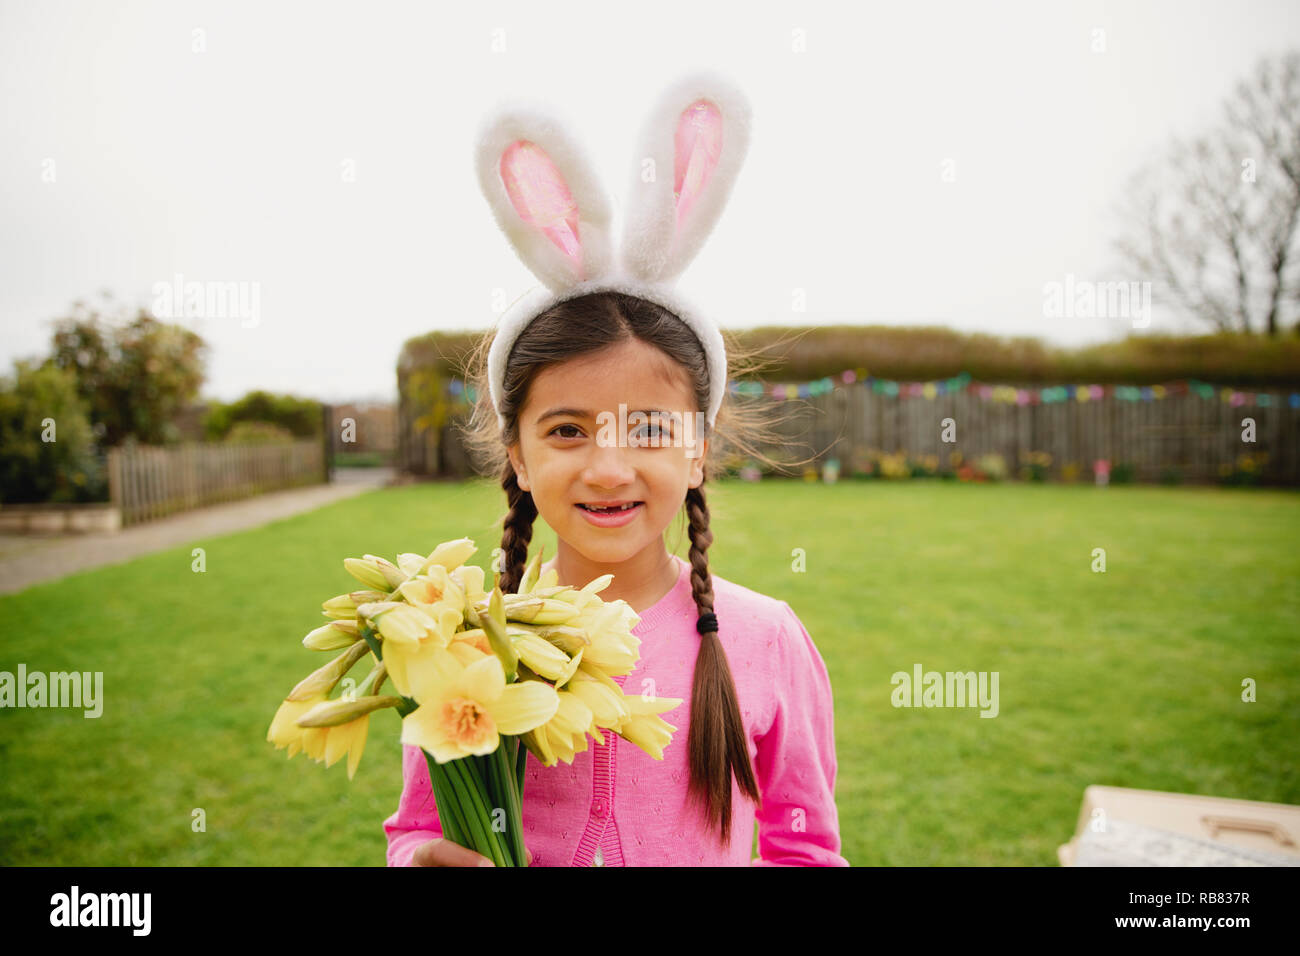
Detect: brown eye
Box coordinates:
(550, 424, 582, 439)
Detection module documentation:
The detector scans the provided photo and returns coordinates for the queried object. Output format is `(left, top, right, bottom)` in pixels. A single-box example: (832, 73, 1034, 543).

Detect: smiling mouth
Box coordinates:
(576, 502, 643, 513)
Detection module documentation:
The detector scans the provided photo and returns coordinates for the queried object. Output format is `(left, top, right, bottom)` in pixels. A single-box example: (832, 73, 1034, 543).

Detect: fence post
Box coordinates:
(321, 404, 334, 483)
(107, 448, 121, 522)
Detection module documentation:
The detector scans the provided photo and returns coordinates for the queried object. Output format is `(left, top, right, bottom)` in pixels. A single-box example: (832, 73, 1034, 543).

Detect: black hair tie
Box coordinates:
(696, 612, 718, 635)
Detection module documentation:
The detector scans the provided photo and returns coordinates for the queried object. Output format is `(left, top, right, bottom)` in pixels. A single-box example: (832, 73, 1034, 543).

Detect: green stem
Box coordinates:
(423, 750, 469, 846)
(461, 754, 510, 866)
(514, 735, 528, 799)
(478, 752, 507, 859)
(495, 741, 527, 866)
(440, 757, 489, 858)
(444, 757, 507, 866)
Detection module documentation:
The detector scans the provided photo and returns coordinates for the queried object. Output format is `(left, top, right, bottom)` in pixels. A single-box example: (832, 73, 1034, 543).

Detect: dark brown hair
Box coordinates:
(458, 290, 813, 844)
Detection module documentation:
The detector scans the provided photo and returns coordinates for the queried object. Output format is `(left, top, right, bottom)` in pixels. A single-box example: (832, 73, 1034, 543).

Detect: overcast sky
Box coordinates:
(2, 0, 1298, 404)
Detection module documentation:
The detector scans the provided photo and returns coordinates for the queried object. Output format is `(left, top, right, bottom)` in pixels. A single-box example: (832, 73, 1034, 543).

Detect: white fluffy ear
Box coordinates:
(619, 71, 753, 284)
(476, 100, 614, 293)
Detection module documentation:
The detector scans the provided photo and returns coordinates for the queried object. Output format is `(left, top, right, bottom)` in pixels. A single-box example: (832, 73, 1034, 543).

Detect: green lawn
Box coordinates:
(1, 478, 1297, 865)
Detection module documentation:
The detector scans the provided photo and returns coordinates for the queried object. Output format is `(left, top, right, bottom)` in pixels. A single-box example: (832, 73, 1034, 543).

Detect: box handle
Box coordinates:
(1201, 815, 1295, 847)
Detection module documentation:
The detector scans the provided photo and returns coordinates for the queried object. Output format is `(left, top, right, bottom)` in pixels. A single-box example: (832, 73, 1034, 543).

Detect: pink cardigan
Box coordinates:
(383, 553, 849, 866)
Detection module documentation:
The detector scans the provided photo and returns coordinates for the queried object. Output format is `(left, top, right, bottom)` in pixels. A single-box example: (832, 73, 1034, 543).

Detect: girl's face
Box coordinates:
(507, 337, 708, 570)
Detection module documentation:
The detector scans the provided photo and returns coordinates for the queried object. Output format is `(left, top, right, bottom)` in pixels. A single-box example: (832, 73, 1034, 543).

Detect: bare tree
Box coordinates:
(1115, 51, 1300, 335)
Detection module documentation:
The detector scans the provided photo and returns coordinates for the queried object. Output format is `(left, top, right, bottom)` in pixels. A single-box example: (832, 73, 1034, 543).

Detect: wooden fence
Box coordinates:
(757, 383, 1300, 485)
(406, 379, 1299, 485)
(108, 440, 326, 526)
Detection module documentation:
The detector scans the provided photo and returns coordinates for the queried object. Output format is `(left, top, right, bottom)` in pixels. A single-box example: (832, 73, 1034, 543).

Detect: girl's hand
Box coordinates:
(412, 837, 532, 867)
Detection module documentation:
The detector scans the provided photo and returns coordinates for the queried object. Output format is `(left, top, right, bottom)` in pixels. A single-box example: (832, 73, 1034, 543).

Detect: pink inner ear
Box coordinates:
(500, 140, 584, 279)
(674, 99, 723, 231)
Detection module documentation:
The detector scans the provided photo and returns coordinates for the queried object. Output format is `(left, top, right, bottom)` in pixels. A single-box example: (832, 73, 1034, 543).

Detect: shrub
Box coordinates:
(0, 359, 105, 503)
(224, 421, 296, 445)
(1110, 462, 1137, 484)
(204, 390, 322, 440)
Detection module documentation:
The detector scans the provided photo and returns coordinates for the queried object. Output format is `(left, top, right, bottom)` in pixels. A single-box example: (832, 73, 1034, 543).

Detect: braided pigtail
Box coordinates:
(497, 462, 538, 595)
(684, 479, 762, 844)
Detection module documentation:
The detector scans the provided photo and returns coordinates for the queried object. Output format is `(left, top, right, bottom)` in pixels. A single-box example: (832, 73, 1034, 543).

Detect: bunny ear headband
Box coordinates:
(476, 70, 753, 433)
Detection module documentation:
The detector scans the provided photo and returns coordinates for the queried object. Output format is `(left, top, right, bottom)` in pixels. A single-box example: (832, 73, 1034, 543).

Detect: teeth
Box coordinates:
(583, 502, 638, 512)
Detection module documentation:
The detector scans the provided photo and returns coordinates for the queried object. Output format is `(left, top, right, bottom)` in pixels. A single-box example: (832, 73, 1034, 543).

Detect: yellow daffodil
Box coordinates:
(613, 692, 683, 760)
(450, 627, 493, 657)
(446, 639, 492, 667)
(565, 666, 631, 730)
(521, 689, 598, 765)
(570, 600, 642, 675)
(322, 713, 370, 779)
(401, 649, 559, 763)
(295, 695, 400, 780)
(356, 601, 432, 643)
(274, 538, 682, 804)
(395, 539, 475, 579)
(450, 564, 487, 608)
(267, 642, 371, 759)
(267, 692, 328, 759)
(358, 601, 463, 699)
(397, 565, 465, 613)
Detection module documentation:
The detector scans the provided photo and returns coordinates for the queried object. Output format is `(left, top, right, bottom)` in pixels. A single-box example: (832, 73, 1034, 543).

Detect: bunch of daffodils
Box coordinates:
(267, 537, 682, 866)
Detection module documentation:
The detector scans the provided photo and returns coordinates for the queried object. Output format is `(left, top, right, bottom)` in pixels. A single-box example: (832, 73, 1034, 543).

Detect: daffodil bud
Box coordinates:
(509, 629, 576, 682)
(480, 589, 518, 681)
(295, 695, 400, 727)
(420, 538, 477, 574)
(518, 546, 544, 594)
(322, 594, 359, 620)
(343, 557, 394, 591)
(303, 620, 361, 651)
(516, 585, 576, 600)
(497, 597, 581, 625)
(320, 590, 386, 620)
(366, 555, 409, 589)
(526, 624, 590, 656)
(344, 555, 406, 591)
(286, 641, 371, 701)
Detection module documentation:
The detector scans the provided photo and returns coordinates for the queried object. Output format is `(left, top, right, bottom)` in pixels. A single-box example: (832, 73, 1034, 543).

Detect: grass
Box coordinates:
(1, 477, 1297, 865)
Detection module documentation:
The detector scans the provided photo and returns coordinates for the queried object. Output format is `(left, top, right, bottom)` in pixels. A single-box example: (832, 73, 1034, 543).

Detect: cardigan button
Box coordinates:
(593, 847, 605, 866)
(593, 799, 605, 816)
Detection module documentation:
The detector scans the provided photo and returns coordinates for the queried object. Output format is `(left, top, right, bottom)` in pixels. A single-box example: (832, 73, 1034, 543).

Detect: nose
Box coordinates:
(580, 437, 637, 490)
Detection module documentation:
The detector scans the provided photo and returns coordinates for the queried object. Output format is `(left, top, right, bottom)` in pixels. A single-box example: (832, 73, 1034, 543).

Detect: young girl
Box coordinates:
(383, 72, 848, 866)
